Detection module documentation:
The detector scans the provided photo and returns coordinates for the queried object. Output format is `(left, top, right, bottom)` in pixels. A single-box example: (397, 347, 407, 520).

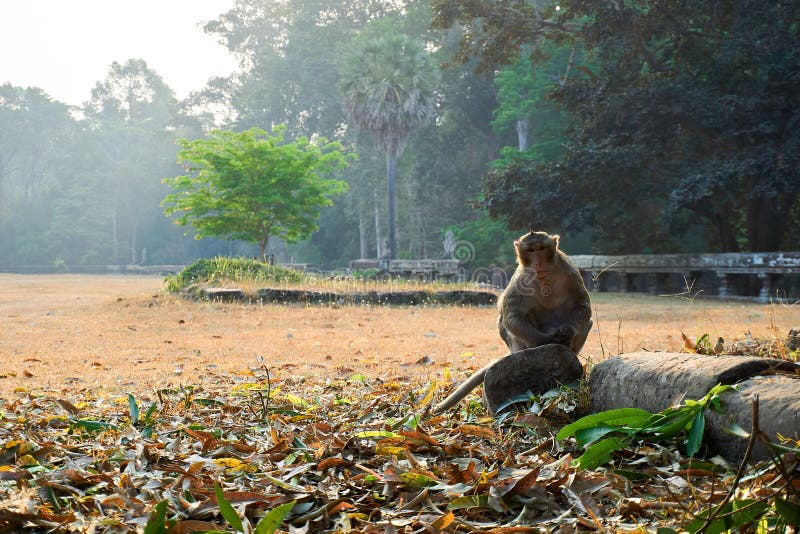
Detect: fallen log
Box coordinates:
(589, 352, 799, 462)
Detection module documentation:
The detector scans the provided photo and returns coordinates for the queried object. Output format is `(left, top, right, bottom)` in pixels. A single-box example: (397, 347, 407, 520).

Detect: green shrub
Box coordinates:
(165, 257, 304, 292)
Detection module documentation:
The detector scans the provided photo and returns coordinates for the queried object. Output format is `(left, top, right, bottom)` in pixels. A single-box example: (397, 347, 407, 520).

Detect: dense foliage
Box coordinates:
(435, 0, 800, 253)
(2, 0, 797, 270)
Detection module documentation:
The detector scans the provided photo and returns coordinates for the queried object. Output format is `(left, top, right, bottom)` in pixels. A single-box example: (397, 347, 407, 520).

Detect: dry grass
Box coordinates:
(0, 273, 796, 399)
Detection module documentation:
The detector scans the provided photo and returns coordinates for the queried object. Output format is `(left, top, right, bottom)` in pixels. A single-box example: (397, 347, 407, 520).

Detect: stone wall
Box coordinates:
(571, 252, 800, 301)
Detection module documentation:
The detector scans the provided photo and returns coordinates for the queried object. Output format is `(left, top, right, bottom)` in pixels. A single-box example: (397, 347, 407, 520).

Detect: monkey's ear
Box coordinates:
(552, 234, 560, 248)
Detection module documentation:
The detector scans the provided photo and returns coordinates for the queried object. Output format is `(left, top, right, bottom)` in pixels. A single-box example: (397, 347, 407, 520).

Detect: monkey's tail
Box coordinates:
(431, 367, 488, 415)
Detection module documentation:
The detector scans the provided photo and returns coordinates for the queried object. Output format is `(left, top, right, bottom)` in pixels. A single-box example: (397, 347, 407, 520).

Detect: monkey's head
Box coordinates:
(514, 230, 560, 276)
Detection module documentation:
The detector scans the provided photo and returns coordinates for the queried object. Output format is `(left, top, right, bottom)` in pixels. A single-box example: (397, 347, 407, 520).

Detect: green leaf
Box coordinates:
(574, 436, 626, 470)
(656, 528, 679, 534)
(193, 398, 225, 406)
(143, 500, 168, 534)
(614, 469, 652, 481)
(688, 499, 768, 532)
(447, 494, 490, 510)
(215, 483, 244, 532)
(68, 418, 120, 434)
(556, 408, 652, 441)
(686, 512, 727, 534)
(729, 500, 769, 528)
(775, 498, 800, 525)
(574, 424, 628, 446)
(647, 409, 698, 439)
(128, 393, 139, 423)
(400, 472, 439, 490)
(144, 401, 158, 423)
(254, 501, 296, 534)
(685, 411, 705, 457)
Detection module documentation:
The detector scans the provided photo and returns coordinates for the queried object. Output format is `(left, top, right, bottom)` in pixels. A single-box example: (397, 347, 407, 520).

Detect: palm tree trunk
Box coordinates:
(374, 189, 382, 258)
(358, 205, 369, 259)
(386, 151, 397, 259)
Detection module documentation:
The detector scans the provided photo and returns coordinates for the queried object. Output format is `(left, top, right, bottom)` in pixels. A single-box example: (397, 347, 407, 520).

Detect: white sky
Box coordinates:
(0, 1, 238, 106)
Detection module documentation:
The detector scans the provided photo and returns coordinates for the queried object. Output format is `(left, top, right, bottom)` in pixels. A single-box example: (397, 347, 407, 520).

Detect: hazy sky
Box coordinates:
(1, 1, 238, 106)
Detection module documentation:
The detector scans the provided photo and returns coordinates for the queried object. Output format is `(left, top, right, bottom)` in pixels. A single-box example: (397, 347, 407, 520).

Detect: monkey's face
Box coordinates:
(515, 231, 559, 276)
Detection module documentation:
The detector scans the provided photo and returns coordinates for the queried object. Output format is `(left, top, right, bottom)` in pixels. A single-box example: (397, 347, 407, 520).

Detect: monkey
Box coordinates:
(497, 231, 592, 353)
(432, 230, 592, 415)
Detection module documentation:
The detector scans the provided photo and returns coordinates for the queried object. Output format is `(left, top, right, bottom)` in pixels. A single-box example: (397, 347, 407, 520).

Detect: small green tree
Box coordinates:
(162, 126, 351, 257)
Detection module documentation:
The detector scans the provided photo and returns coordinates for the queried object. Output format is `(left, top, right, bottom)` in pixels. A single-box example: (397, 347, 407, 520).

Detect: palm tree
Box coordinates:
(340, 31, 439, 259)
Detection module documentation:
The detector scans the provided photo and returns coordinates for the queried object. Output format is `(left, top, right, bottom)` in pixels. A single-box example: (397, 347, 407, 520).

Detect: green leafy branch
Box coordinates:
(556, 383, 734, 470)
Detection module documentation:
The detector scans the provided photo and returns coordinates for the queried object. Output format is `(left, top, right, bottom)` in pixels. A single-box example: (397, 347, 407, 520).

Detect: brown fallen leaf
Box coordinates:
(56, 399, 81, 415)
(317, 457, 352, 471)
(431, 510, 455, 530)
(456, 424, 499, 441)
(681, 331, 697, 353)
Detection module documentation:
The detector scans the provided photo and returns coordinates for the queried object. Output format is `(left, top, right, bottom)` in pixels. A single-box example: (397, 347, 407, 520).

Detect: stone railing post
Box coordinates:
(758, 273, 773, 303)
(647, 273, 660, 294)
(717, 272, 730, 298)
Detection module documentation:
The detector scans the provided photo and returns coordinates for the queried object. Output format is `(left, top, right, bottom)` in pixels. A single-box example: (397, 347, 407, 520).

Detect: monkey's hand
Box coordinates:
(549, 326, 575, 346)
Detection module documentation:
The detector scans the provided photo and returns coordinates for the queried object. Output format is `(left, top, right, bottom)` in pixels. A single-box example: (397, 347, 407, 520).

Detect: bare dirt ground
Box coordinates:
(0, 273, 796, 399)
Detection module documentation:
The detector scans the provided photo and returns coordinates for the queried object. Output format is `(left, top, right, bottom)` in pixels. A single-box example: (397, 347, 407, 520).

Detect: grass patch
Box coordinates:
(165, 256, 498, 298)
(165, 257, 305, 292)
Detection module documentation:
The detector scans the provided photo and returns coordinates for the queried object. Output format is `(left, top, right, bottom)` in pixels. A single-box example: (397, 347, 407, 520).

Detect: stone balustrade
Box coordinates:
(570, 252, 800, 301)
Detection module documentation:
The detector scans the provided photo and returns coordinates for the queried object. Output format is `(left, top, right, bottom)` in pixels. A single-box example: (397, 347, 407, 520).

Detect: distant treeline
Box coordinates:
(1, 1, 797, 272)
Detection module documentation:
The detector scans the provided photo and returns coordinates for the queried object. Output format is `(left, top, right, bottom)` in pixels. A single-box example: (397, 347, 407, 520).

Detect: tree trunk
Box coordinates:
(386, 151, 397, 259)
(747, 194, 793, 252)
(418, 208, 427, 258)
(258, 235, 269, 260)
(374, 189, 383, 258)
(111, 194, 119, 264)
(713, 211, 740, 253)
(129, 204, 138, 264)
(358, 206, 369, 259)
(516, 118, 529, 152)
(130, 221, 137, 264)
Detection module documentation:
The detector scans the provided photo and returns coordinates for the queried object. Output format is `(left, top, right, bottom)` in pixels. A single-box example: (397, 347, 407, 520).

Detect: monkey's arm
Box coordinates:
(563, 292, 592, 353)
(503, 306, 550, 346)
(431, 363, 492, 414)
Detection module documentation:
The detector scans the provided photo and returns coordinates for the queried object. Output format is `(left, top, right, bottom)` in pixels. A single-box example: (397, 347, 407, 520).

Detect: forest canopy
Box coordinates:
(1, 0, 798, 270)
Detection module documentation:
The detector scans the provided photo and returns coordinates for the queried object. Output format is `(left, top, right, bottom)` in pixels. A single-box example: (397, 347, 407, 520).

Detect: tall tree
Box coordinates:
(434, 0, 800, 253)
(339, 27, 439, 259)
(0, 85, 76, 264)
(492, 45, 572, 158)
(83, 59, 180, 263)
(204, 0, 409, 136)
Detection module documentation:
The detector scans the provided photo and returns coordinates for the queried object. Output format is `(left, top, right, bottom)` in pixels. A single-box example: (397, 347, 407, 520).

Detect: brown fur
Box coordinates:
(432, 231, 592, 414)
